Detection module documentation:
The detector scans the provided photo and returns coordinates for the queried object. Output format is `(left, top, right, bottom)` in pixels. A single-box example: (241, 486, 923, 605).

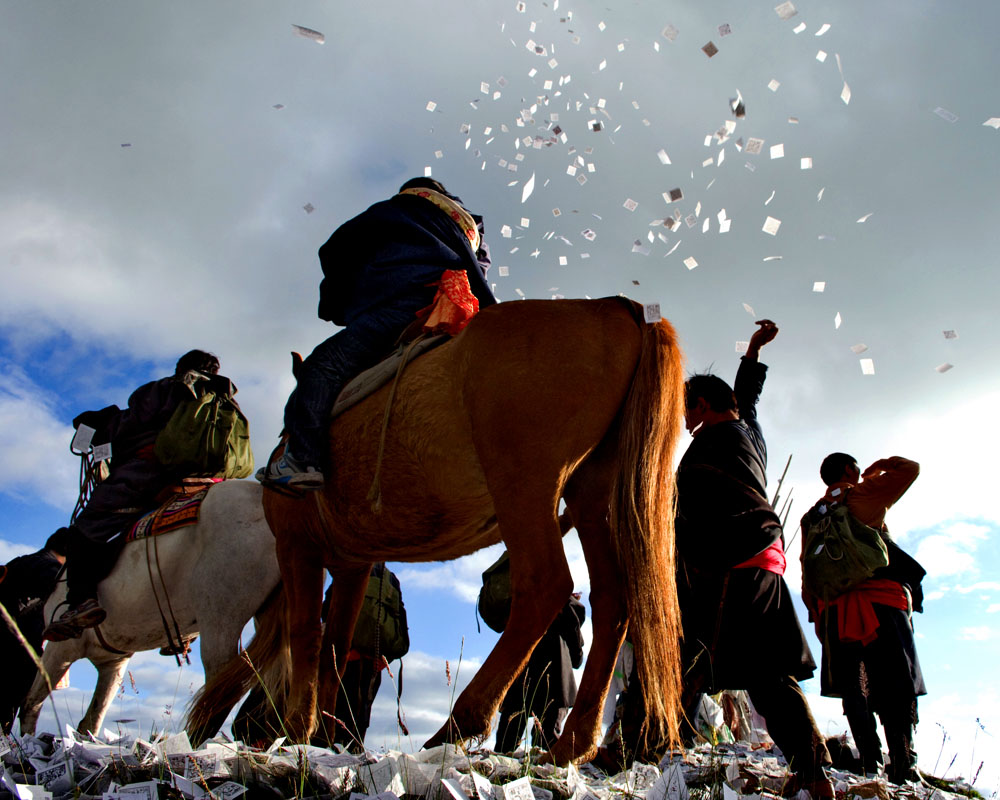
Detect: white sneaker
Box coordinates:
(255, 454, 325, 489)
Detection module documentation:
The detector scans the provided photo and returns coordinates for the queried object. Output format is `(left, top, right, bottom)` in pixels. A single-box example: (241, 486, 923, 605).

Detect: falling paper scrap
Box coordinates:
(735, 341, 749, 353)
(936, 363, 954, 373)
(857, 213, 874, 223)
(816, 50, 828, 62)
(835, 312, 843, 329)
(657, 148, 672, 165)
(770, 143, 784, 159)
(860, 358, 875, 375)
(624, 198, 639, 211)
(943, 329, 958, 339)
(719, 23, 732, 36)
(850, 343, 869, 354)
(768, 79, 781, 92)
(662, 23, 679, 41)
(272, 103, 285, 110)
(801, 157, 813, 169)
(292, 24, 325, 44)
(774, 2, 797, 20)
(742, 303, 755, 316)
(702, 42, 719, 57)
(644, 303, 661, 323)
(762, 216, 781, 236)
(745, 138, 764, 155)
(426, 101, 437, 112)
(303, 203, 315, 214)
(762, 256, 783, 261)
(933, 107, 958, 123)
(793, 22, 807, 33)
(812, 281, 826, 292)
(684, 256, 698, 270)
(521, 172, 535, 203)
(985, 118, 1000, 129)
(815, 22, 832, 36)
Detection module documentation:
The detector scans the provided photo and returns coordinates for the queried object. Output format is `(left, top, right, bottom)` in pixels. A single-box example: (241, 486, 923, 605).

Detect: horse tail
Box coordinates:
(186, 583, 290, 745)
(609, 311, 685, 749)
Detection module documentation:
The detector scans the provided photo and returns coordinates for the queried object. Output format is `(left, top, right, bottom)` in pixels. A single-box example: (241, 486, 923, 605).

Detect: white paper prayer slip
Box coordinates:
(762, 256, 782, 261)
(291, 24, 325, 43)
(745, 138, 764, 155)
(643, 303, 662, 323)
(984, 118, 1000, 129)
(119, 781, 162, 800)
(662, 24, 679, 41)
(793, 22, 807, 33)
(92, 443, 112, 462)
(812, 282, 826, 292)
(851, 343, 869, 354)
(835, 312, 843, 329)
(702, 42, 719, 57)
(936, 363, 954, 373)
(735, 341, 749, 353)
(361, 756, 404, 797)
(770, 143, 784, 159)
(303, 203, 315, 214)
(657, 148, 672, 165)
(815, 22, 832, 36)
(943, 329, 958, 339)
(743, 303, 755, 316)
(71, 424, 96, 453)
(521, 173, 535, 203)
(762, 216, 781, 236)
(765, 190, 776, 205)
(497, 266, 510, 277)
(934, 107, 958, 123)
(683, 256, 698, 270)
(860, 358, 875, 375)
(801, 157, 813, 169)
(502, 778, 535, 800)
(623, 198, 638, 211)
(856, 212, 874, 223)
(774, 2, 797, 21)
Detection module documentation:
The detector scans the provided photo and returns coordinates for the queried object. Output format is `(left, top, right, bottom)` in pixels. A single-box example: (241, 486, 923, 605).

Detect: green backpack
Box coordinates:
(478, 551, 511, 633)
(801, 500, 890, 601)
(154, 382, 254, 479)
(351, 568, 410, 662)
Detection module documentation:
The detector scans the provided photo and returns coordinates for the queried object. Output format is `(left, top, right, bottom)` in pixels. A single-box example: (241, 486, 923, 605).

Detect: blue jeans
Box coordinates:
(283, 304, 422, 468)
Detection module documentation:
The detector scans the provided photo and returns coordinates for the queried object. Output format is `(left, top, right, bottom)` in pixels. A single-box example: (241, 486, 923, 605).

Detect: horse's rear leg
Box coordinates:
(78, 657, 129, 735)
(552, 465, 629, 766)
(275, 535, 325, 742)
(426, 495, 572, 748)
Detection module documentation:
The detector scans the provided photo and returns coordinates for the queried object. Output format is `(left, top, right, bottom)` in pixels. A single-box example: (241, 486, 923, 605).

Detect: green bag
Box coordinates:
(352, 568, 409, 662)
(154, 385, 254, 479)
(478, 551, 511, 633)
(801, 501, 890, 601)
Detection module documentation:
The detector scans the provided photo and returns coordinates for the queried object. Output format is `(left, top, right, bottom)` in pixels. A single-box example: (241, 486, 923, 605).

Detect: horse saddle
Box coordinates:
(127, 483, 214, 541)
(329, 333, 449, 421)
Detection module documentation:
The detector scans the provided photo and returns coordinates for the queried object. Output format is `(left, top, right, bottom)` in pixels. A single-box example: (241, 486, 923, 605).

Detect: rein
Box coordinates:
(145, 531, 189, 666)
(366, 335, 427, 512)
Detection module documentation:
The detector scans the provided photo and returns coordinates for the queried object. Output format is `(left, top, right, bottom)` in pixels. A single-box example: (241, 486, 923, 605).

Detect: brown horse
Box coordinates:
(263, 297, 684, 765)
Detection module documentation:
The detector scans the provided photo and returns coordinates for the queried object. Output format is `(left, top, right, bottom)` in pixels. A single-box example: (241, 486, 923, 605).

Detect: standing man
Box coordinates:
(803, 454, 925, 784)
(675, 320, 833, 798)
(0, 528, 69, 732)
(258, 177, 497, 489)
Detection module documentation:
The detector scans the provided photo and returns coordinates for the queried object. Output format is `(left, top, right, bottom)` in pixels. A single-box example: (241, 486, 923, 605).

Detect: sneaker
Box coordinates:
(256, 453, 325, 489)
(43, 599, 107, 641)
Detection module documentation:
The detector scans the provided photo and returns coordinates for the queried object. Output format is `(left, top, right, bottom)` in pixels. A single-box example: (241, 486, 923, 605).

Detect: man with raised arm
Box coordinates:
(675, 320, 833, 798)
(803, 453, 925, 784)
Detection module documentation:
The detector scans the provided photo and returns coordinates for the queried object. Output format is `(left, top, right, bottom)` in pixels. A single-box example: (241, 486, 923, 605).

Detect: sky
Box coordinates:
(1, 0, 999, 793)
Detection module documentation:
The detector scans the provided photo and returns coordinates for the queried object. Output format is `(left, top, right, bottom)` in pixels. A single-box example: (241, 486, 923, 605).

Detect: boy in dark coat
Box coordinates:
(675, 320, 833, 798)
(0, 528, 69, 732)
(259, 177, 496, 489)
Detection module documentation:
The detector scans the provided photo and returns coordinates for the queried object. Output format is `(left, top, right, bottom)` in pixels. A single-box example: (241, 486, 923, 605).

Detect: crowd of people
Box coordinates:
(0, 177, 927, 794)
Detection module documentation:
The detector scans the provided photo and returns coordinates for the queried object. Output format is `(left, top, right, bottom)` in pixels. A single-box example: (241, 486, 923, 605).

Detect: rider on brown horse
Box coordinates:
(257, 177, 496, 490)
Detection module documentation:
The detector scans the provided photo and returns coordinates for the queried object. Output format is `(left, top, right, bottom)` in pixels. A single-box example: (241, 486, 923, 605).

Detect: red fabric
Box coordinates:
(734, 538, 787, 574)
(815, 578, 909, 645)
(420, 269, 480, 335)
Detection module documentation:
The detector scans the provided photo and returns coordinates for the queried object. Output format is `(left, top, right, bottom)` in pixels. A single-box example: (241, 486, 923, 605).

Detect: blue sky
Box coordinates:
(2, 0, 999, 792)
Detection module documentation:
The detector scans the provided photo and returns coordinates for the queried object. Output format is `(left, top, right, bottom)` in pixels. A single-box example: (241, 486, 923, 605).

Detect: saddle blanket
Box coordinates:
(330, 333, 449, 421)
(127, 489, 208, 541)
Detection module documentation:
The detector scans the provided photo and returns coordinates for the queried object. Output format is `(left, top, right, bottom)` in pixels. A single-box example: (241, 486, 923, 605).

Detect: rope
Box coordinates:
(366, 336, 427, 513)
(145, 535, 185, 667)
(153, 529, 190, 665)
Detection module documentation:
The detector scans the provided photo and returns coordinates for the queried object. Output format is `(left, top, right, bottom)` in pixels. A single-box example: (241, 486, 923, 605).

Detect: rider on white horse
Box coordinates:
(43, 350, 238, 642)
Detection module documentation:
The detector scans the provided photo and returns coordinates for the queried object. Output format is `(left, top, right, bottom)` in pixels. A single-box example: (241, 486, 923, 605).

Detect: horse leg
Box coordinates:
(552, 463, 629, 766)
(314, 561, 372, 747)
(426, 493, 572, 748)
(78, 656, 129, 735)
(18, 640, 80, 735)
(275, 534, 325, 742)
(191, 620, 247, 742)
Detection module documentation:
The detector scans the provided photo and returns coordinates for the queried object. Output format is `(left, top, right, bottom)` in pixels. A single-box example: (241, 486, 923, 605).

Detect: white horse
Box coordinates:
(19, 479, 287, 744)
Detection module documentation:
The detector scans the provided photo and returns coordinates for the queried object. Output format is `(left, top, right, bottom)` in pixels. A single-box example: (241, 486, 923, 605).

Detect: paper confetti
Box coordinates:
(742, 303, 755, 316)
(765, 190, 776, 205)
(735, 341, 749, 353)
(793, 22, 807, 33)
(702, 42, 719, 57)
(302, 203, 315, 214)
(644, 303, 662, 323)
(816, 50, 828, 63)
(835, 312, 843, 329)
(812, 281, 826, 292)
(498, 266, 510, 277)
(426, 101, 438, 112)
(857, 213, 874, 223)
(292, 24, 325, 43)
(943, 329, 959, 339)
(774, 2, 797, 21)
(860, 359, 875, 375)
(657, 148, 672, 165)
(662, 24, 679, 42)
(762, 216, 781, 236)
(935, 363, 954, 373)
(801, 157, 813, 169)
(815, 23, 832, 36)
(768, 79, 781, 92)
(985, 118, 1000, 129)
(933, 107, 959, 123)
(623, 198, 639, 211)
(664, 188, 684, 203)
(817, 187, 826, 201)
(719, 23, 732, 37)
(762, 256, 783, 261)
(745, 138, 764, 155)
(850, 343, 869, 354)
(521, 173, 535, 203)
(272, 104, 284, 110)
(683, 256, 699, 270)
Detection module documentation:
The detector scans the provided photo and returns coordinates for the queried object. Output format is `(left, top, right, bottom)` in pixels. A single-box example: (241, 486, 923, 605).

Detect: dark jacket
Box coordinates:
(676, 358, 782, 570)
(317, 192, 496, 327)
(0, 549, 64, 644)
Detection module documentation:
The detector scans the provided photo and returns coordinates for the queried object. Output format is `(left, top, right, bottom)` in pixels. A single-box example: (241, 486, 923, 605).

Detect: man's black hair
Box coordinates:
(175, 350, 220, 376)
(685, 373, 737, 413)
(45, 527, 71, 556)
(820, 452, 858, 486)
(398, 177, 449, 195)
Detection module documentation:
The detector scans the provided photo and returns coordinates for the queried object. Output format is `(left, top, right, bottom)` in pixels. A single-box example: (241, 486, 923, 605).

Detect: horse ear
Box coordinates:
(291, 352, 303, 380)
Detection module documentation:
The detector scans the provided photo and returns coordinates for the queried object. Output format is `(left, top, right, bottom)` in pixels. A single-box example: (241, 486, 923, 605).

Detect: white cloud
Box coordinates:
(956, 581, 1000, 594)
(959, 626, 993, 642)
(0, 538, 34, 564)
(0, 363, 79, 510)
(987, 604, 1000, 614)
(916, 522, 992, 580)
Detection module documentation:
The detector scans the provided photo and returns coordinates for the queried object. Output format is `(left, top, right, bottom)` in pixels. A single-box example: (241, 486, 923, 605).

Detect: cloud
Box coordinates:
(0, 537, 34, 564)
(987, 604, 1000, 614)
(0, 363, 79, 510)
(959, 626, 993, 642)
(915, 522, 992, 579)
(956, 581, 1000, 594)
